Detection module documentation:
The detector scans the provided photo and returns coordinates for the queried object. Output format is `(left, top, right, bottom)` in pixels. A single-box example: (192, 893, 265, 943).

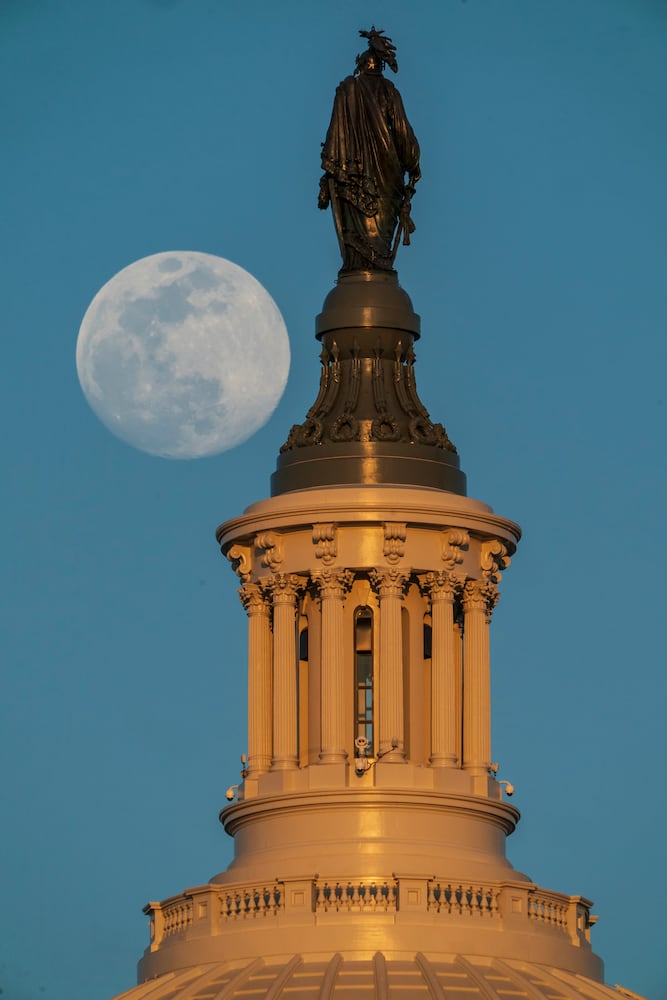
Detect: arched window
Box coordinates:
(354, 606, 374, 753)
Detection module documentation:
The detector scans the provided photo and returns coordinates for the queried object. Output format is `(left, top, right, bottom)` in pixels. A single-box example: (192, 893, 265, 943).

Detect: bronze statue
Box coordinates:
(318, 27, 421, 273)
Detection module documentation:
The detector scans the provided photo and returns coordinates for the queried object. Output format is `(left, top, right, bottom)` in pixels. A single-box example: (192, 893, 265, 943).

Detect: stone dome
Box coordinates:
(113, 952, 642, 999)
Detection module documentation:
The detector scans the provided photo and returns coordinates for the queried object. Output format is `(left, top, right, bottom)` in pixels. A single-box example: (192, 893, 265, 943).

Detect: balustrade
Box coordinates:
(427, 881, 499, 917)
(527, 891, 569, 930)
(314, 879, 398, 912)
(145, 877, 593, 956)
(220, 884, 283, 920)
(161, 900, 193, 937)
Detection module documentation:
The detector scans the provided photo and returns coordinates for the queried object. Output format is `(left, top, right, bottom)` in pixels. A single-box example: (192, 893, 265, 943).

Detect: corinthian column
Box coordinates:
(454, 610, 463, 768)
(461, 579, 498, 777)
(423, 572, 459, 767)
(313, 569, 353, 762)
(370, 569, 409, 761)
(239, 583, 272, 776)
(268, 574, 301, 771)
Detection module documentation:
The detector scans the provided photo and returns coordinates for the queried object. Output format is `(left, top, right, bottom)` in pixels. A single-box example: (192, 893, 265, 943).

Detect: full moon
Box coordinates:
(76, 251, 290, 458)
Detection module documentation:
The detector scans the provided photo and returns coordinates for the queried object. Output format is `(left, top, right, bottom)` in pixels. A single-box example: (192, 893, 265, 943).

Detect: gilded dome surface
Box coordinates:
(113, 953, 643, 1000)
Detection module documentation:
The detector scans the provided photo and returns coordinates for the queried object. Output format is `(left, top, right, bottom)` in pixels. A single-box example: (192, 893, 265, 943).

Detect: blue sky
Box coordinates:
(1, 2, 666, 998)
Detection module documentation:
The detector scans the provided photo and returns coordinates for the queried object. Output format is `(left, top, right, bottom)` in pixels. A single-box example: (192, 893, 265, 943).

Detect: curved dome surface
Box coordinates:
(113, 952, 643, 1000)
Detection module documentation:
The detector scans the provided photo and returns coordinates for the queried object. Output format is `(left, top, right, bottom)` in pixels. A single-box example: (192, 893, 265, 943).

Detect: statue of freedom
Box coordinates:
(318, 27, 421, 273)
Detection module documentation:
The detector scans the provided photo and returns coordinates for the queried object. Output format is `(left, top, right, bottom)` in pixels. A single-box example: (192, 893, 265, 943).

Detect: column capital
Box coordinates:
(267, 572, 303, 604)
(312, 568, 354, 599)
(462, 578, 499, 620)
(238, 581, 270, 615)
(369, 567, 410, 599)
(419, 570, 462, 603)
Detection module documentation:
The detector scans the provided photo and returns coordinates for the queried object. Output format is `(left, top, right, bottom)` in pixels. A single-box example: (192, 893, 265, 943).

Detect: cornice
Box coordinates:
(219, 787, 521, 839)
(217, 485, 520, 550)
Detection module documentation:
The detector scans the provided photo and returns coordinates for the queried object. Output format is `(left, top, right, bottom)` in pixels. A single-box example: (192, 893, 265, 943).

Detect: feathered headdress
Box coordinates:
(358, 26, 398, 74)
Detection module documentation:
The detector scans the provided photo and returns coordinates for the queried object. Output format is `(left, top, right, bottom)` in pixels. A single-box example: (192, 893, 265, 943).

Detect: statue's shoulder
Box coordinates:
(381, 77, 401, 100)
(335, 74, 357, 94)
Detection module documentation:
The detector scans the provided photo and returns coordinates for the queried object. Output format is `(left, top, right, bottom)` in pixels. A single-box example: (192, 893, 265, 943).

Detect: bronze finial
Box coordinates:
(318, 29, 421, 274)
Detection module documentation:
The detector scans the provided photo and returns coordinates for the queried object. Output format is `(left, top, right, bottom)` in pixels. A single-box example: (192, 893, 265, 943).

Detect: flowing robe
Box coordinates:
(321, 72, 421, 271)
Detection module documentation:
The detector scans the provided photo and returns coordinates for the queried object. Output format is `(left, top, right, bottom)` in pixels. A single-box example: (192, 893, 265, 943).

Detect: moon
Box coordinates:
(76, 251, 290, 458)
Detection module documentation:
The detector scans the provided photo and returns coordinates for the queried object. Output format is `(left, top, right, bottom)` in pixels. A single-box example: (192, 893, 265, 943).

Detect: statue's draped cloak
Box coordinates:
(322, 73, 420, 270)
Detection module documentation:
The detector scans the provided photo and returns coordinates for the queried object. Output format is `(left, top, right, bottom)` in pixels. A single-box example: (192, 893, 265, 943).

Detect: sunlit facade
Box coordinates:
(112, 272, 644, 999)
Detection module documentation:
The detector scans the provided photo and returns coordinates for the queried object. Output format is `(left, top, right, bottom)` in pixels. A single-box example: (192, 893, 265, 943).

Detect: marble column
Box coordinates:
(454, 611, 464, 769)
(461, 579, 497, 777)
(313, 569, 353, 762)
(268, 573, 301, 771)
(423, 572, 459, 767)
(370, 569, 409, 761)
(239, 583, 273, 776)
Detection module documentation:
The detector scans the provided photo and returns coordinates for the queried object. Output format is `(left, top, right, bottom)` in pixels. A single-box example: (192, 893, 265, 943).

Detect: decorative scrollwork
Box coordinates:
(480, 539, 510, 583)
(313, 523, 337, 565)
(441, 528, 469, 570)
(383, 522, 406, 564)
(227, 544, 251, 581)
(256, 531, 284, 572)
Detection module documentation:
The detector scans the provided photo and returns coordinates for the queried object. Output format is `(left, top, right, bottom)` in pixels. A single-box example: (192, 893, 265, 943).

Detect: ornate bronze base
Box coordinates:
(273, 272, 466, 496)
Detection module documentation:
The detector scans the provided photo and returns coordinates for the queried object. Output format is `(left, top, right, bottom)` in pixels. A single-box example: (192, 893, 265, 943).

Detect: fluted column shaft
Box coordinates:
(371, 570, 408, 761)
(269, 574, 300, 770)
(314, 570, 353, 762)
(424, 572, 459, 767)
(239, 584, 272, 776)
(454, 615, 464, 768)
(462, 580, 497, 776)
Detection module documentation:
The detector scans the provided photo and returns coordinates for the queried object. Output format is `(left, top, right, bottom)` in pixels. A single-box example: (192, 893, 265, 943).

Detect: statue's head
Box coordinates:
(355, 48, 383, 76)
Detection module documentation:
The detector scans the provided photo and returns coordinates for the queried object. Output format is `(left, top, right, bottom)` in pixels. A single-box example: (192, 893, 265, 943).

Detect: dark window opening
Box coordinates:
(299, 626, 308, 661)
(354, 607, 374, 753)
(423, 622, 432, 659)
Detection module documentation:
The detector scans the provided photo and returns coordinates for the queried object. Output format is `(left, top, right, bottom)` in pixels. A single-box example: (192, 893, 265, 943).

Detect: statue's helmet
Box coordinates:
(355, 48, 383, 75)
(355, 27, 398, 75)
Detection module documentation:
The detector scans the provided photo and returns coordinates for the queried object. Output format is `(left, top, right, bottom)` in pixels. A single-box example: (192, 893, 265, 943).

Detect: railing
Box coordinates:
(161, 899, 193, 938)
(427, 881, 499, 917)
(314, 879, 398, 912)
(220, 884, 283, 920)
(143, 876, 594, 953)
(527, 890, 569, 930)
